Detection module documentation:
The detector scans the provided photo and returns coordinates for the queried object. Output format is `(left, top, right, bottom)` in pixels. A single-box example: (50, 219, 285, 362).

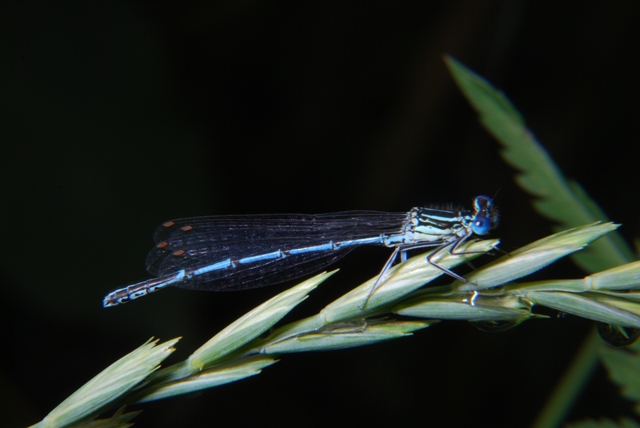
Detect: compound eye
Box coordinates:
(474, 195, 492, 212)
(472, 216, 491, 235)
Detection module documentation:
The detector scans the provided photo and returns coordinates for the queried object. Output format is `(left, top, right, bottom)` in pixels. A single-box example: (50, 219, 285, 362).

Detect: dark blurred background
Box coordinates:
(3, 1, 639, 426)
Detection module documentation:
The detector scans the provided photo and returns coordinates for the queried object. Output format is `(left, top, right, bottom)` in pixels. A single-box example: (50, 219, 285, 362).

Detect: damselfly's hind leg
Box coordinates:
(358, 246, 402, 310)
(359, 240, 444, 310)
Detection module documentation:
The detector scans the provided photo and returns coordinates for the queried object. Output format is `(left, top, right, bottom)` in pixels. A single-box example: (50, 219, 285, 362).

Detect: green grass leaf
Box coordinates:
(34, 338, 179, 428)
(261, 320, 434, 353)
(457, 222, 618, 291)
(188, 271, 333, 369)
(444, 55, 634, 272)
(600, 346, 640, 403)
(136, 356, 277, 403)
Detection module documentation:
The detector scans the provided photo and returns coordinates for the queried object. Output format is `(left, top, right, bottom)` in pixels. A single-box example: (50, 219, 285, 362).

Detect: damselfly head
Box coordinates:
(471, 195, 499, 235)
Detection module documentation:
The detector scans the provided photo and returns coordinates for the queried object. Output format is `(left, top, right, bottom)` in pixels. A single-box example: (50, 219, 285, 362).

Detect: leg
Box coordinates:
(425, 240, 467, 282)
(358, 246, 402, 310)
(359, 241, 442, 310)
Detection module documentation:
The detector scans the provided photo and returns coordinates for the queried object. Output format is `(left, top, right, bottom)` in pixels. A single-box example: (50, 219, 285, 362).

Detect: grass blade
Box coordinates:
(445, 55, 634, 272)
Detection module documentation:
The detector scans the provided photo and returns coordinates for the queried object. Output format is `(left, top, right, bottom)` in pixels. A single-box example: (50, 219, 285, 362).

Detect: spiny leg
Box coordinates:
(425, 240, 467, 282)
(359, 241, 445, 310)
(358, 246, 402, 310)
(427, 229, 488, 284)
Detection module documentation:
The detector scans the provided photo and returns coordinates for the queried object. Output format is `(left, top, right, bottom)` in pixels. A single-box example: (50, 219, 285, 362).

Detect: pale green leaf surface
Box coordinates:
(586, 260, 640, 291)
(260, 320, 433, 354)
(593, 291, 640, 304)
(188, 271, 334, 369)
(505, 260, 640, 295)
(137, 356, 277, 403)
(505, 279, 588, 294)
(527, 291, 640, 328)
(38, 338, 179, 428)
(457, 223, 616, 292)
(590, 295, 640, 318)
(54, 406, 141, 428)
(394, 297, 532, 321)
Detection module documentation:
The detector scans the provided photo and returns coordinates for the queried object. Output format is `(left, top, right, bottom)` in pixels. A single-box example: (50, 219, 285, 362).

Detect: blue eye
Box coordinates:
(472, 216, 491, 235)
(474, 195, 492, 212)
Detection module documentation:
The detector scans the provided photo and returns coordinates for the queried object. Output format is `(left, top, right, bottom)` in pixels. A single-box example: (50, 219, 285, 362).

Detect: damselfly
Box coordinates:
(103, 196, 498, 308)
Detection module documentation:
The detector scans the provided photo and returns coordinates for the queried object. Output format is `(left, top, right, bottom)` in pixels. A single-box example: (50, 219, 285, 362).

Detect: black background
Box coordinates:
(3, 1, 640, 426)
